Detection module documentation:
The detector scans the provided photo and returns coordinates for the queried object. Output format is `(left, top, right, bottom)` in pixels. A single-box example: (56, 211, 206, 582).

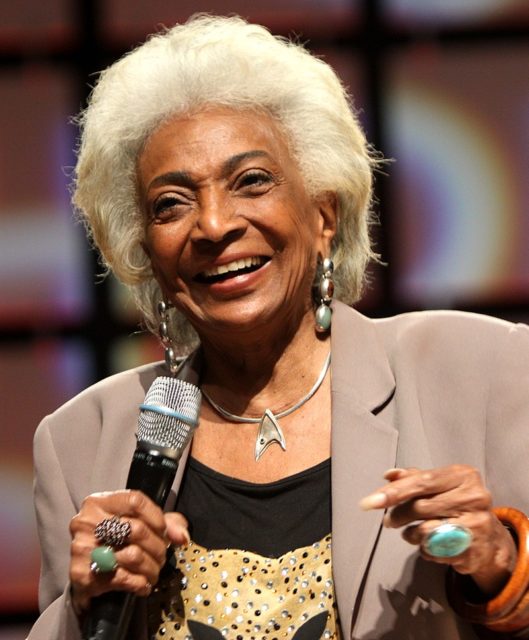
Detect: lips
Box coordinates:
(195, 256, 269, 283)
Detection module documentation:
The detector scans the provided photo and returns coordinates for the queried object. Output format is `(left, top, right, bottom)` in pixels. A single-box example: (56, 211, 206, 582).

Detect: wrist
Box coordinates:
(470, 524, 517, 596)
(447, 507, 529, 633)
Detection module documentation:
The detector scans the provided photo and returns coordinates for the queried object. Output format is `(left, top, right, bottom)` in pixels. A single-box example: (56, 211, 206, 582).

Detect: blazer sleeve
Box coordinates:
(479, 321, 529, 639)
(484, 321, 529, 512)
(28, 416, 83, 640)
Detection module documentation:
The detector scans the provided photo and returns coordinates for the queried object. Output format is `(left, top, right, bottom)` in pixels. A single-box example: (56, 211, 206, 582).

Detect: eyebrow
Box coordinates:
(147, 150, 273, 191)
(221, 150, 272, 177)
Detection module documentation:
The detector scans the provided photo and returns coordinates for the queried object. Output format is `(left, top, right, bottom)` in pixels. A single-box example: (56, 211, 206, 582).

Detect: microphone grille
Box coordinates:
(137, 377, 202, 454)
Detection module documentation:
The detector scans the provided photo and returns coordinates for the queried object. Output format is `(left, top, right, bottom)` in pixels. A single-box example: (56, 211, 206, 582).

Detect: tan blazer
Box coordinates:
(28, 301, 529, 639)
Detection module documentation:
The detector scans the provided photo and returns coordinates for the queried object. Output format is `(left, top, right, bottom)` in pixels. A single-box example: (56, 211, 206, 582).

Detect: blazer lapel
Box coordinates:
(330, 302, 398, 636)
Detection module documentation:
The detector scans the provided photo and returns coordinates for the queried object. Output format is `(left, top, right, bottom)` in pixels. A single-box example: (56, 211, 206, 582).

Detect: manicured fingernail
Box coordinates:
(181, 528, 191, 545)
(359, 492, 387, 510)
(383, 468, 404, 479)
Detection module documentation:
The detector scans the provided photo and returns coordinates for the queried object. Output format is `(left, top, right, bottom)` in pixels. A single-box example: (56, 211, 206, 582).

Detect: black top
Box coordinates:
(175, 457, 332, 557)
(147, 458, 340, 639)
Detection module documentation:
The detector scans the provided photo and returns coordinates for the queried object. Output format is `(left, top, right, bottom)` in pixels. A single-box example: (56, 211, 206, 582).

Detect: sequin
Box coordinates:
(148, 537, 340, 639)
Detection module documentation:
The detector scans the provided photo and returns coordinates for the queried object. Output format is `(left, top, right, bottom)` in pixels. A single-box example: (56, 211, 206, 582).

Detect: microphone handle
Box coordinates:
(83, 449, 179, 640)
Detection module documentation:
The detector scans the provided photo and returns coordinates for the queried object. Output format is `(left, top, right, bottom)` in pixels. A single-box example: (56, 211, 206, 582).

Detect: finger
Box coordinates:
(384, 485, 492, 529)
(402, 520, 445, 547)
(72, 511, 167, 567)
(114, 544, 163, 585)
(383, 489, 479, 529)
(70, 515, 167, 597)
(70, 554, 153, 609)
(402, 515, 491, 569)
(383, 467, 417, 481)
(125, 518, 168, 565)
(360, 468, 425, 510)
(90, 565, 155, 598)
(165, 512, 190, 546)
(360, 465, 485, 511)
(92, 490, 168, 537)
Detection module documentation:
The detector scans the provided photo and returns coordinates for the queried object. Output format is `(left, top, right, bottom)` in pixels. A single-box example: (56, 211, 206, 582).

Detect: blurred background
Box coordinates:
(1, 0, 528, 637)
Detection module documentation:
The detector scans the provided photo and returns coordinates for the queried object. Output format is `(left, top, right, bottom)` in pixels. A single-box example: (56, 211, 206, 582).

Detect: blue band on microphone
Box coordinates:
(139, 403, 199, 427)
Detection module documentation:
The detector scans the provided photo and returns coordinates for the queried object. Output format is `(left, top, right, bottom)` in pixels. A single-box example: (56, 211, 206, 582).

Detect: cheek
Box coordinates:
(145, 227, 185, 268)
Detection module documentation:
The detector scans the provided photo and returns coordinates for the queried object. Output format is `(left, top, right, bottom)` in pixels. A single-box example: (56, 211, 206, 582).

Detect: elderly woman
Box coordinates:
(28, 14, 529, 640)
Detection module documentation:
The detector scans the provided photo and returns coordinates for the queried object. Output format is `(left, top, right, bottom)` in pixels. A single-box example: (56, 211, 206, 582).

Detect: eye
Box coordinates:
(234, 170, 275, 194)
(151, 193, 191, 221)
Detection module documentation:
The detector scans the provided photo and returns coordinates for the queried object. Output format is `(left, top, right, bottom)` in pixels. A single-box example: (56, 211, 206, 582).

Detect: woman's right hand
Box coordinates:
(68, 490, 189, 615)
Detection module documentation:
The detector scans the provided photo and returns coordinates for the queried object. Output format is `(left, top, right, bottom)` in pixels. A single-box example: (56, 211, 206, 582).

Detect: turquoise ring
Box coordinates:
(424, 523, 473, 558)
(90, 545, 118, 574)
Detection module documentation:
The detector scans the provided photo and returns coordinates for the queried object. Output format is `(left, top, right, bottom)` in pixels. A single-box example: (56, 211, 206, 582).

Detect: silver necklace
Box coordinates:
(202, 352, 331, 461)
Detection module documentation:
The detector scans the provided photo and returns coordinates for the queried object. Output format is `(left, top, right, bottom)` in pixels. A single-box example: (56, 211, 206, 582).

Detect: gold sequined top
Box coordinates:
(148, 535, 340, 640)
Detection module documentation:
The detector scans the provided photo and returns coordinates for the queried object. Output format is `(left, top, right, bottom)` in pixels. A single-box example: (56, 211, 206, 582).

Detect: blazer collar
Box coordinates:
(330, 301, 398, 636)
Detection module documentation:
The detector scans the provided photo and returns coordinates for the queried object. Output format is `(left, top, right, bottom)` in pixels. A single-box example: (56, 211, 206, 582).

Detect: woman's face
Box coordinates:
(138, 108, 336, 339)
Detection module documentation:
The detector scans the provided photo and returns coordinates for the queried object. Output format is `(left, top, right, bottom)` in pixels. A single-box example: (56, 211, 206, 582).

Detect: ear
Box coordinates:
(313, 191, 338, 258)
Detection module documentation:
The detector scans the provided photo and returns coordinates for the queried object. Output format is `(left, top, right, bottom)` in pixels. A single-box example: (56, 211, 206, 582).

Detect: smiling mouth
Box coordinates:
(195, 256, 269, 284)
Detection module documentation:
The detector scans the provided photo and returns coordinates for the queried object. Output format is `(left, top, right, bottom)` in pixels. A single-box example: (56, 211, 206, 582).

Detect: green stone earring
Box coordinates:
(315, 258, 334, 333)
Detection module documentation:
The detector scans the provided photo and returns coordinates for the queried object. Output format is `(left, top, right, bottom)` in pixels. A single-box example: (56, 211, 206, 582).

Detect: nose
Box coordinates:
(190, 189, 246, 244)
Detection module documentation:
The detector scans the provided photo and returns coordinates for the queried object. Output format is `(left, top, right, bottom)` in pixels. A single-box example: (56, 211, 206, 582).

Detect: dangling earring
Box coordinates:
(158, 300, 179, 375)
(315, 257, 334, 333)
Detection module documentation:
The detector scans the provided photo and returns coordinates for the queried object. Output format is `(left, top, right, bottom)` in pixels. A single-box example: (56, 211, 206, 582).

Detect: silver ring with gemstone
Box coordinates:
(424, 522, 473, 558)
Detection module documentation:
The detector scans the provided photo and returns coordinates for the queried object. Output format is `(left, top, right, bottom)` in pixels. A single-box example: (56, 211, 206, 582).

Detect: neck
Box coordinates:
(198, 309, 330, 417)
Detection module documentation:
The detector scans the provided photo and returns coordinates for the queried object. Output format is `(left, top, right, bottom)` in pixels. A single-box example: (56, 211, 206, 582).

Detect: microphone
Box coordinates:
(83, 376, 201, 640)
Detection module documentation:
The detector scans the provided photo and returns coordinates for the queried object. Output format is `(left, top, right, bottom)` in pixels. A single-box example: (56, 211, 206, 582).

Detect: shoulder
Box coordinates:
(34, 361, 166, 451)
(33, 361, 169, 500)
(372, 307, 525, 340)
(374, 309, 529, 363)
(334, 301, 529, 372)
(45, 360, 165, 419)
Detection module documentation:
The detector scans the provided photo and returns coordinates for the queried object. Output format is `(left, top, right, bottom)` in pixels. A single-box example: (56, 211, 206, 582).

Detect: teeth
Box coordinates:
(203, 256, 263, 278)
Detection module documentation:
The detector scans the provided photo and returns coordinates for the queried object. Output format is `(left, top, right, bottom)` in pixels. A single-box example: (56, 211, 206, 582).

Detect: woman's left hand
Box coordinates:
(360, 465, 517, 596)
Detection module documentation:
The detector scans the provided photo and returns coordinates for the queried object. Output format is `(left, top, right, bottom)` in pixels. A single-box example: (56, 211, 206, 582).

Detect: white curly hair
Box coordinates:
(73, 13, 379, 344)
